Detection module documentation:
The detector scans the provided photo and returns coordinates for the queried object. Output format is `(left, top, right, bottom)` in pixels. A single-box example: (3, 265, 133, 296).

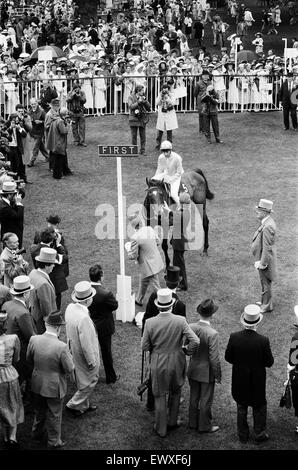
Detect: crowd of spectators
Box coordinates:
(0, 0, 297, 116)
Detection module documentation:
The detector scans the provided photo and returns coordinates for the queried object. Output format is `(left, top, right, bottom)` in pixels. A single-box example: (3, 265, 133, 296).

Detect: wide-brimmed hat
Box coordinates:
(35, 247, 59, 264)
(45, 310, 65, 326)
(164, 266, 180, 288)
(0, 181, 17, 195)
(240, 304, 263, 327)
(197, 299, 219, 317)
(256, 198, 274, 213)
(10, 275, 34, 295)
(154, 288, 175, 309)
(71, 281, 96, 303)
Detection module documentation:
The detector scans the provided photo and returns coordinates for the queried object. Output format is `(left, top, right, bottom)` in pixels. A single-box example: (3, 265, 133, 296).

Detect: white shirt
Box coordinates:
(199, 319, 210, 325)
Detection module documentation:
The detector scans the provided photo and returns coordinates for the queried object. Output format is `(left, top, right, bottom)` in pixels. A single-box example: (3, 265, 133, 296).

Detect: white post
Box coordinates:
(282, 38, 287, 76)
(44, 60, 48, 79)
(117, 157, 125, 276)
(115, 157, 135, 323)
(235, 39, 238, 73)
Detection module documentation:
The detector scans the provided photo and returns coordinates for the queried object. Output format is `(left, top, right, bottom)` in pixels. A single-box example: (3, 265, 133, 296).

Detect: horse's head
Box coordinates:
(144, 178, 167, 218)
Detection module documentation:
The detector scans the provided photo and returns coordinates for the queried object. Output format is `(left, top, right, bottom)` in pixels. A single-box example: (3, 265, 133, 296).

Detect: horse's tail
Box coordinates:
(194, 169, 214, 200)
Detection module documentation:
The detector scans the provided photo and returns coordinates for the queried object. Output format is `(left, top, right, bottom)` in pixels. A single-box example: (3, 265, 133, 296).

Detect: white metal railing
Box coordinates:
(0, 74, 285, 117)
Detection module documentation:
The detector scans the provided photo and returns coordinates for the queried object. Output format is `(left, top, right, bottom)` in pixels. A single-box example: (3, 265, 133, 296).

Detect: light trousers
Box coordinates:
(155, 388, 181, 437)
(136, 273, 161, 305)
(66, 377, 98, 412)
(188, 379, 215, 431)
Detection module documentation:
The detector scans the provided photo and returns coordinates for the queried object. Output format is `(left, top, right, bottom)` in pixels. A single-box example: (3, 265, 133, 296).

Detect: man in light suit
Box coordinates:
(278, 72, 298, 130)
(88, 264, 119, 384)
(29, 247, 58, 334)
(225, 305, 274, 443)
(142, 288, 200, 438)
(153, 140, 184, 210)
(27, 311, 74, 449)
(4, 275, 36, 388)
(251, 199, 277, 313)
(187, 299, 221, 433)
(128, 213, 164, 307)
(65, 281, 100, 416)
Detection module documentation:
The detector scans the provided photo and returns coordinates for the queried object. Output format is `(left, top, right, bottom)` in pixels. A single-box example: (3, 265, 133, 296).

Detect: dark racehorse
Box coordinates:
(143, 169, 214, 266)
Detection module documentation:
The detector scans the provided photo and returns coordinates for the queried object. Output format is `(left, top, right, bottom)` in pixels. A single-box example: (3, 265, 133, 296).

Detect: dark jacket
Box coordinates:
(171, 206, 190, 252)
(39, 86, 58, 112)
(278, 80, 298, 108)
(194, 79, 211, 113)
(0, 198, 24, 246)
(88, 283, 118, 338)
(29, 105, 47, 137)
(128, 93, 151, 127)
(66, 89, 86, 116)
(142, 291, 186, 334)
(7, 125, 27, 154)
(46, 116, 69, 155)
(30, 242, 68, 294)
(201, 90, 219, 115)
(225, 329, 274, 406)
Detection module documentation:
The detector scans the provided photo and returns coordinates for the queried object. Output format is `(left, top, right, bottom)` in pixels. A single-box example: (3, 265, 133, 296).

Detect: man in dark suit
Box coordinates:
(194, 69, 212, 133)
(88, 264, 119, 384)
(171, 193, 191, 291)
(30, 228, 68, 310)
(188, 299, 221, 433)
(142, 265, 186, 411)
(278, 72, 298, 130)
(225, 304, 274, 444)
(251, 199, 277, 313)
(0, 181, 24, 246)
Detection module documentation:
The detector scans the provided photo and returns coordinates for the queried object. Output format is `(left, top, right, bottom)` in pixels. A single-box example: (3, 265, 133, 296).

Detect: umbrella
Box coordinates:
(30, 45, 65, 60)
(237, 50, 257, 62)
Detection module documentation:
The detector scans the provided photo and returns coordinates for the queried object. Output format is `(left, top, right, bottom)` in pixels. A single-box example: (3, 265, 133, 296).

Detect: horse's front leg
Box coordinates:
(201, 203, 209, 257)
(162, 238, 170, 268)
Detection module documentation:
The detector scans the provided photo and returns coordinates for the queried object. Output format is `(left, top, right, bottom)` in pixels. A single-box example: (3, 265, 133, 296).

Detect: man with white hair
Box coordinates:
(65, 281, 100, 416)
(225, 305, 274, 444)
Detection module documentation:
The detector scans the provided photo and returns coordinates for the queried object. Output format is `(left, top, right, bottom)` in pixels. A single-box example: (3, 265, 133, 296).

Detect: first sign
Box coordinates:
(98, 145, 139, 157)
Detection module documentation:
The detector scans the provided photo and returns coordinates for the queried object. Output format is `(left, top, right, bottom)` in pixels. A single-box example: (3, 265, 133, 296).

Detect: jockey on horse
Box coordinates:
(152, 140, 183, 211)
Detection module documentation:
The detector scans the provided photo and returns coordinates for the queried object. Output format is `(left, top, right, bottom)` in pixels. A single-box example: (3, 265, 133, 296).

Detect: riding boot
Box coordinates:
(156, 131, 163, 149)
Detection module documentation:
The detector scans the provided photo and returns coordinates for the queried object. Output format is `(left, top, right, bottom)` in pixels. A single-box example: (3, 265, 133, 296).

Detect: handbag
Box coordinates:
(279, 379, 292, 409)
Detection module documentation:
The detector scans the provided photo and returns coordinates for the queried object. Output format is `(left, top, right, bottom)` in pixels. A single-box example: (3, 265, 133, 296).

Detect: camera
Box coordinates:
(137, 378, 150, 396)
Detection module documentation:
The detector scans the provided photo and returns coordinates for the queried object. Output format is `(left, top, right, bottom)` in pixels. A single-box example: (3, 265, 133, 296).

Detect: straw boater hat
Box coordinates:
(71, 281, 96, 303)
(154, 288, 175, 309)
(35, 247, 59, 264)
(45, 310, 65, 326)
(255, 198, 274, 213)
(10, 276, 34, 296)
(0, 181, 17, 195)
(240, 304, 263, 328)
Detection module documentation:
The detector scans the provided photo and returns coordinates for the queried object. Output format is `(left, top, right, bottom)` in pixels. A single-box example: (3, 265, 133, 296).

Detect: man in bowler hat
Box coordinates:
(187, 299, 221, 433)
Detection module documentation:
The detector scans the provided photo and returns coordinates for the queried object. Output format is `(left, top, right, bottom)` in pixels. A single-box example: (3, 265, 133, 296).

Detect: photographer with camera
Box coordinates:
(0, 232, 28, 288)
(27, 98, 49, 167)
(128, 85, 150, 156)
(7, 112, 30, 184)
(0, 181, 24, 247)
(66, 84, 87, 147)
(201, 84, 223, 144)
(46, 107, 73, 180)
(155, 82, 178, 150)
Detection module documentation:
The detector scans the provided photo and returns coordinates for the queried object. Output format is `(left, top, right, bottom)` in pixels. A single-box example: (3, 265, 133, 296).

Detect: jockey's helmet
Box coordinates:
(160, 140, 172, 151)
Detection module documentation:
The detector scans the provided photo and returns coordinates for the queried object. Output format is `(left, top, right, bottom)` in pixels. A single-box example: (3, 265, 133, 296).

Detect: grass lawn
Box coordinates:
(7, 109, 298, 451)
